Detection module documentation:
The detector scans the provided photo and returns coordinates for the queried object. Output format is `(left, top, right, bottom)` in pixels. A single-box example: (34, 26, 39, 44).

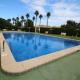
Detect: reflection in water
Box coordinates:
(33, 35, 38, 50)
(38, 35, 41, 46)
(34, 44, 37, 50)
(44, 44, 49, 49)
(3, 32, 80, 62)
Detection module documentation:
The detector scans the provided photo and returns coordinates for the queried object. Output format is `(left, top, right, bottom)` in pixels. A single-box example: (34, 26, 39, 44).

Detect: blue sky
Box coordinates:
(0, 0, 80, 26)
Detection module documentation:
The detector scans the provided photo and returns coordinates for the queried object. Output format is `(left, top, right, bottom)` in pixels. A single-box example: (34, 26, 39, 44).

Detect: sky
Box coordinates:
(0, 0, 80, 26)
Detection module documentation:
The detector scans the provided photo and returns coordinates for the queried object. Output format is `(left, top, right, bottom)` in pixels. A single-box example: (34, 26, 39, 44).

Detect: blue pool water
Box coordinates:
(3, 32, 80, 62)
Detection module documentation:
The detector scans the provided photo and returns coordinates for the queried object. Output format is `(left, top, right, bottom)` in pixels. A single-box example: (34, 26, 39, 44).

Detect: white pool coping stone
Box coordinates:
(0, 31, 80, 74)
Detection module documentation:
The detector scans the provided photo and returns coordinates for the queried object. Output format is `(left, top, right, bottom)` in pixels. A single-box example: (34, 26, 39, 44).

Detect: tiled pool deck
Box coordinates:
(0, 31, 80, 74)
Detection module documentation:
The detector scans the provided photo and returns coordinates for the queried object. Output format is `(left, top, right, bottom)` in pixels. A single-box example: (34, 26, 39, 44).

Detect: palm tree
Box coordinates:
(32, 16, 35, 26)
(16, 17, 19, 25)
(26, 13, 30, 32)
(21, 16, 24, 27)
(34, 10, 39, 32)
(12, 18, 15, 25)
(39, 14, 43, 25)
(46, 12, 51, 27)
(16, 17, 19, 22)
(39, 14, 43, 33)
(26, 13, 30, 27)
(21, 16, 24, 21)
(7, 19, 11, 23)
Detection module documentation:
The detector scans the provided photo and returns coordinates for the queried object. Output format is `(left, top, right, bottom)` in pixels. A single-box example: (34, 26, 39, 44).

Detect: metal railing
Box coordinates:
(3, 40, 5, 52)
(0, 43, 1, 68)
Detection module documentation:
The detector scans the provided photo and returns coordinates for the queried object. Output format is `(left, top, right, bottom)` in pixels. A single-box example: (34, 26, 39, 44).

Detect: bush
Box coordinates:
(61, 20, 80, 37)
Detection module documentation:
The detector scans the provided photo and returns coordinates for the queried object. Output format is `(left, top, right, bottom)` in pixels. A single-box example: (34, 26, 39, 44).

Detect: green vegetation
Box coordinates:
(61, 20, 80, 36)
(0, 10, 80, 37)
(46, 12, 51, 27)
(0, 10, 51, 32)
(39, 14, 43, 25)
(1, 51, 80, 80)
(48, 34, 80, 41)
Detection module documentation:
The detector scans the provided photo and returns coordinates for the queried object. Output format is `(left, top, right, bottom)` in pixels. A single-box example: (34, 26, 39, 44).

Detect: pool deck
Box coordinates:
(0, 31, 80, 74)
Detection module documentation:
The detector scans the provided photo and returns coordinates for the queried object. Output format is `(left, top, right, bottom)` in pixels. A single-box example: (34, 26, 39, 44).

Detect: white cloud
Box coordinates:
(50, 2, 80, 25)
(52, 2, 80, 17)
(21, 0, 46, 15)
(21, 0, 30, 4)
(21, 0, 80, 26)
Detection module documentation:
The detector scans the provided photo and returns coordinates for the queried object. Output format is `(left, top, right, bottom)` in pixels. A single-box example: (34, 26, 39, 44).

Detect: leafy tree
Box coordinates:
(15, 21, 21, 29)
(25, 19, 33, 28)
(61, 20, 80, 36)
(0, 18, 13, 30)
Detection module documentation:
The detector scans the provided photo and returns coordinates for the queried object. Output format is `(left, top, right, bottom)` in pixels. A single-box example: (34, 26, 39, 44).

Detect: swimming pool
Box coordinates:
(3, 32, 80, 62)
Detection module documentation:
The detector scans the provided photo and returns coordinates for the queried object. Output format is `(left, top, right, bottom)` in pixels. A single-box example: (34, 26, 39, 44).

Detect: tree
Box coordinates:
(61, 20, 80, 36)
(25, 19, 33, 31)
(32, 16, 35, 26)
(0, 18, 13, 30)
(34, 10, 39, 32)
(21, 16, 24, 21)
(12, 18, 15, 25)
(39, 14, 43, 25)
(0, 18, 7, 29)
(46, 12, 51, 27)
(16, 17, 19, 22)
(76, 23, 80, 36)
(26, 13, 30, 27)
(21, 16, 24, 27)
(7, 19, 11, 23)
(15, 21, 21, 29)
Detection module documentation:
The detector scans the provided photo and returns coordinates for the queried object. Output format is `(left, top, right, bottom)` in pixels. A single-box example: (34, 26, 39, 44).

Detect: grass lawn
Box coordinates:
(47, 34, 80, 41)
(0, 51, 80, 80)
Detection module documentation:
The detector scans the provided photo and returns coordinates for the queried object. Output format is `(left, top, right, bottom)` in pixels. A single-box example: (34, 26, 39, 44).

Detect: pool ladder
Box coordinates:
(3, 40, 5, 52)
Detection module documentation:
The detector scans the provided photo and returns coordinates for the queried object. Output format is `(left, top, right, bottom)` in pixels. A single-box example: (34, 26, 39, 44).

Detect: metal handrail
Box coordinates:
(3, 40, 5, 52)
(0, 44, 1, 68)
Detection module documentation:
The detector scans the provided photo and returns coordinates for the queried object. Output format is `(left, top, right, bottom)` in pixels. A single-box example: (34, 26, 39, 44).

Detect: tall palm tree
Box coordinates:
(39, 14, 43, 33)
(26, 13, 30, 27)
(26, 13, 30, 32)
(39, 14, 43, 25)
(34, 10, 39, 32)
(21, 16, 24, 21)
(16, 17, 19, 22)
(21, 16, 24, 27)
(46, 12, 51, 27)
(32, 16, 35, 26)
(7, 19, 11, 23)
(16, 17, 19, 25)
(12, 18, 15, 25)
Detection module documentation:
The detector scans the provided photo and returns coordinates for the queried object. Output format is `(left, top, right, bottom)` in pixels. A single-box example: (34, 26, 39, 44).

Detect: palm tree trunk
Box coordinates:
(33, 20, 34, 26)
(40, 19, 41, 25)
(47, 18, 48, 27)
(27, 18, 28, 27)
(39, 19, 41, 33)
(35, 17, 37, 33)
(39, 27, 40, 33)
(29, 27, 30, 32)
